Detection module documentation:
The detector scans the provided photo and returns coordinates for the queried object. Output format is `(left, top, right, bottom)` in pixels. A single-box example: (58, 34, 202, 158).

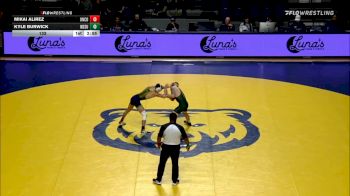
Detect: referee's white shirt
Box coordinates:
(158, 123, 187, 145)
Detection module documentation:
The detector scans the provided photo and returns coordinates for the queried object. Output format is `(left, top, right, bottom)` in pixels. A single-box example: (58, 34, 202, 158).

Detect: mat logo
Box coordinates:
(93, 109, 260, 158)
(27, 37, 65, 52)
(287, 36, 325, 53)
(114, 35, 152, 53)
(200, 36, 237, 53)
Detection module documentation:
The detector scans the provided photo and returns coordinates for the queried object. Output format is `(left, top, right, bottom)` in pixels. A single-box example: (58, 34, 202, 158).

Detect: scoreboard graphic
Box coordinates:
(12, 11, 100, 37)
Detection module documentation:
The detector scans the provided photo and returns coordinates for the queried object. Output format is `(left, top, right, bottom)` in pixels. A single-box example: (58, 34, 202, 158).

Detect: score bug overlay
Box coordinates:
(12, 13, 100, 37)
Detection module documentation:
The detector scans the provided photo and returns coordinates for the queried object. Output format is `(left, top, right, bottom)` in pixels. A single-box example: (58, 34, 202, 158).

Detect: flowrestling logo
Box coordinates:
(287, 36, 325, 53)
(27, 37, 65, 51)
(200, 36, 237, 53)
(285, 9, 335, 16)
(93, 108, 260, 158)
(114, 35, 152, 53)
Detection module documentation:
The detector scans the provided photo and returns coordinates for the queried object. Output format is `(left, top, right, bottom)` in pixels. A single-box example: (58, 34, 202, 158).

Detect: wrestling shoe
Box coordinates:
(184, 121, 192, 126)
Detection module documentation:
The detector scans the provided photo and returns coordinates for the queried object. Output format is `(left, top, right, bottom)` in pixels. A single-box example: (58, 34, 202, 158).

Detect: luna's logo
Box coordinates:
(287, 36, 325, 53)
(93, 109, 260, 158)
(200, 36, 237, 53)
(27, 37, 65, 52)
(114, 35, 152, 53)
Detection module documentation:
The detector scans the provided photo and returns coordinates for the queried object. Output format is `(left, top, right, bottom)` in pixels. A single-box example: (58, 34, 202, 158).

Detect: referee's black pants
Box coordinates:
(156, 144, 180, 183)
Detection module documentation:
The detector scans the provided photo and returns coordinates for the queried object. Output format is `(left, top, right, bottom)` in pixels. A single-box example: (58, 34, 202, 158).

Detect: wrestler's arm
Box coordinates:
(153, 89, 168, 98)
(164, 86, 168, 95)
(167, 86, 177, 100)
(156, 84, 173, 98)
(156, 92, 168, 98)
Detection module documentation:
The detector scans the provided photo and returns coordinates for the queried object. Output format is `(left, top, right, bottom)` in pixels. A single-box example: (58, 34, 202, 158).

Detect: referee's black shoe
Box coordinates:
(172, 179, 180, 186)
(152, 178, 161, 185)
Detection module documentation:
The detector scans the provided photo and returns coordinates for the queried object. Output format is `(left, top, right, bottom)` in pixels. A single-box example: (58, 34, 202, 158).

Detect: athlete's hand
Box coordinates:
(156, 142, 163, 149)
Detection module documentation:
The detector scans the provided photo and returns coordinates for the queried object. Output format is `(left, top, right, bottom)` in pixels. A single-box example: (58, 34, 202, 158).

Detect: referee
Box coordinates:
(153, 113, 190, 185)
